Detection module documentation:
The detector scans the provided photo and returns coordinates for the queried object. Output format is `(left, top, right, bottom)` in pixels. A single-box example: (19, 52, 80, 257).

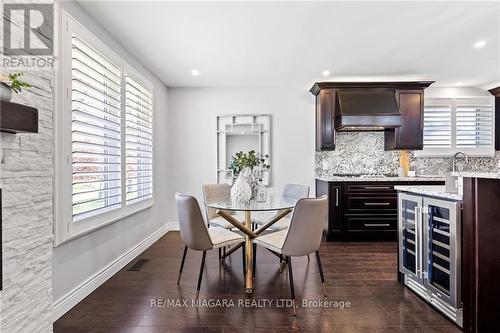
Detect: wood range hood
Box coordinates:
(310, 81, 434, 132)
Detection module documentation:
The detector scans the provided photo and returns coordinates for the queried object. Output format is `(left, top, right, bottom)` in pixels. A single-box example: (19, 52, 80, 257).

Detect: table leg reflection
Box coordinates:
(245, 210, 253, 294)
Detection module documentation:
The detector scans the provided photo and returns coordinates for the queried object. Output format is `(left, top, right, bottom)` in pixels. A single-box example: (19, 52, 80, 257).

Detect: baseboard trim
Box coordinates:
(52, 223, 172, 322)
(167, 222, 179, 231)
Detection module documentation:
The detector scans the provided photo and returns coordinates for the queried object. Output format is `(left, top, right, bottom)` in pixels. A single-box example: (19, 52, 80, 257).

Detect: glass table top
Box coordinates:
(205, 195, 297, 212)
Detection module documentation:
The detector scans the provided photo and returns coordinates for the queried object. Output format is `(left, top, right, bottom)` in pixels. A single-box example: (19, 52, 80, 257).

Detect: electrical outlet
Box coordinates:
(322, 160, 329, 170)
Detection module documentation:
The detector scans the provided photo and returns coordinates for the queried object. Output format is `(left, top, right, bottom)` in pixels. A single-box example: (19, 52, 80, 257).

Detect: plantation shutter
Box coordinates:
(455, 98, 494, 149)
(71, 35, 123, 220)
(423, 98, 452, 148)
(125, 74, 153, 204)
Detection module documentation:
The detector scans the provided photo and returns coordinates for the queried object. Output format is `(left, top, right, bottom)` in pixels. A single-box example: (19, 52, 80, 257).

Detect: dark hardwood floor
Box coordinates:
(54, 232, 462, 333)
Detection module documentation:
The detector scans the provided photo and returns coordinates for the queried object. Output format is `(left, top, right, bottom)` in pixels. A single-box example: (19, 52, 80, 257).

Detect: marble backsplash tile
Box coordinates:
(315, 132, 499, 178)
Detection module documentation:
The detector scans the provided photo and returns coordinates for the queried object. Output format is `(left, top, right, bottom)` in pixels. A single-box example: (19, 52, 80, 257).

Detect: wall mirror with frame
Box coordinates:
(216, 114, 271, 185)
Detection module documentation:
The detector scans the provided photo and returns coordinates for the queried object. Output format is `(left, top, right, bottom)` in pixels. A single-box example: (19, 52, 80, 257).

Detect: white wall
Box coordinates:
(166, 87, 315, 222)
(52, 2, 169, 314)
(426, 86, 493, 98)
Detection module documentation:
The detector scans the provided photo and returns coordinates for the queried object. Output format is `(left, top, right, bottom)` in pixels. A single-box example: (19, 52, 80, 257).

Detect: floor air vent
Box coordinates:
(127, 259, 150, 271)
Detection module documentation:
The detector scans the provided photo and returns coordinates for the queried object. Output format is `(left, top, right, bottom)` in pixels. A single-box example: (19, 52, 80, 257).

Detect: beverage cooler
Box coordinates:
(398, 193, 462, 326)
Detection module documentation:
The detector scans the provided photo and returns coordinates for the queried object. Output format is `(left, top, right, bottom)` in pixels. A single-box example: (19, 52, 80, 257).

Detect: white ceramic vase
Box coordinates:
(231, 167, 252, 203)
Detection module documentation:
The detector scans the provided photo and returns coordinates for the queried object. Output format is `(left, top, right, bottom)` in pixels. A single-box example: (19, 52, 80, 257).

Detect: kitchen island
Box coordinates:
(396, 174, 500, 333)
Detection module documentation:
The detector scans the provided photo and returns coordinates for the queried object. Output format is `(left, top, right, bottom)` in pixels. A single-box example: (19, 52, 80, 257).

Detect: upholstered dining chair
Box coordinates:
(253, 196, 328, 316)
(202, 183, 243, 229)
(203, 183, 254, 261)
(175, 193, 245, 298)
(254, 184, 310, 231)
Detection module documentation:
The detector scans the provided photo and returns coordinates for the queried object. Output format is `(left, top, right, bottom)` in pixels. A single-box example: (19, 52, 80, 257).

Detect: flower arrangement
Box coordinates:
(229, 150, 270, 177)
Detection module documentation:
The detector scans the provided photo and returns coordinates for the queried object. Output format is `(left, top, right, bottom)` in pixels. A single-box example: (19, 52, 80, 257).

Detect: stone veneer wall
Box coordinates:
(315, 132, 499, 178)
(1, 7, 54, 333)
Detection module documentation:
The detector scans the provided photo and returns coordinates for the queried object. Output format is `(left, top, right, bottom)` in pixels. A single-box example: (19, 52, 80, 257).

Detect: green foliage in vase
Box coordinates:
(7, 72, 32, 93)
(229, 150, 270, 176)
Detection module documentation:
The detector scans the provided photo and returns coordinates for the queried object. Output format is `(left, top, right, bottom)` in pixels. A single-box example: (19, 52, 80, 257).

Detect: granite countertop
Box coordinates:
(315, 176, 444, 182)
(394, 185, 463, 201)
(450, 172, 500, 180)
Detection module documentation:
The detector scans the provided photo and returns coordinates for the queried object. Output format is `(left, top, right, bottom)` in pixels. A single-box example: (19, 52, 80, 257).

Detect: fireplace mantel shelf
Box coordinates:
(0, 100, 38, 134)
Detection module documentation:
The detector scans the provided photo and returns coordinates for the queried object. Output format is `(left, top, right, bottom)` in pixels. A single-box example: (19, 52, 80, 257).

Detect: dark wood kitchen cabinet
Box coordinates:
(317, 180, 341, 234)
(384, 90, 425, 150)
(316, 178, 444, 241)
(488, 86, 500, 150)
(310, 81, 433, 152)
(314, 88, 336, 150)
(462, 176, 500, 333)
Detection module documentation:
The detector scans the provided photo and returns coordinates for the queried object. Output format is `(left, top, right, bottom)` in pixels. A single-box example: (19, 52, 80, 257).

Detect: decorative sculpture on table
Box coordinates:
(229, 150, 270, 203)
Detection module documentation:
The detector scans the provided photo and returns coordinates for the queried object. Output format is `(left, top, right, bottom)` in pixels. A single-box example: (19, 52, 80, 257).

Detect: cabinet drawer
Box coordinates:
(347, 184, 396, 194)
(348, 217, 397, 231)
(347, 196, 397, 211)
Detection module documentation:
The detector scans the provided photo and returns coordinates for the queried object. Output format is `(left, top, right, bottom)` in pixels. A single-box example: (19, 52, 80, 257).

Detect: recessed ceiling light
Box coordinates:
(322, 70, 331, 77)
(191, 69, 200, 77)
(474, 40, 486, 49)
(455, 82, 463, 86)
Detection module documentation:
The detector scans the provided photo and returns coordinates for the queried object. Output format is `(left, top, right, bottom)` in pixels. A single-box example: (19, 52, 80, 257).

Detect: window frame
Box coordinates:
(54, 10, 154, 246)
(415, 96, 495, 157)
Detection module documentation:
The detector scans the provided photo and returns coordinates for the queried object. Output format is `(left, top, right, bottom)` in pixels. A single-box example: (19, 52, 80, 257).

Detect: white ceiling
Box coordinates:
(76, 1, 500, 88)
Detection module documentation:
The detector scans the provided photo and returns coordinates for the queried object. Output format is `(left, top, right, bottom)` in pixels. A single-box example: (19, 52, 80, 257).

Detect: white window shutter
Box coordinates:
(125, 75, 153, 204)
(71, 35, 123, 220)
(455, 98, 494, 149)
(423, 98, 452, 148)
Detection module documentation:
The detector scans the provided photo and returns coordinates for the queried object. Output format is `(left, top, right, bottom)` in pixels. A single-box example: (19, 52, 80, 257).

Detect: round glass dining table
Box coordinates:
(206, 196, 297, 294)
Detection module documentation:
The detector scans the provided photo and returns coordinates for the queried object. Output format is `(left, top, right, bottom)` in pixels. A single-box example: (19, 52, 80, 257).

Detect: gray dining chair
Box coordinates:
(202, 183, 245, 229)
(203, 183, 254, 261)
(175, 193, 245, 298)
(253, 196, 328, 316)
(254, 184, 310, 231)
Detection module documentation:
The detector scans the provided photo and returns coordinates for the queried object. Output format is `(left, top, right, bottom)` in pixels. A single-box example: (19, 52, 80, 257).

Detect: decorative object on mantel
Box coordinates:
(0, 100, 38, 134)
(0, 72, 32, 101)
(228, 150, 270, 202)
(216, 114, 271, 186)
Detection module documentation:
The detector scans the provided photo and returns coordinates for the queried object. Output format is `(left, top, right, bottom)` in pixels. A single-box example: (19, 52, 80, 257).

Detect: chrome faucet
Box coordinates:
(452, 152, 469, 172)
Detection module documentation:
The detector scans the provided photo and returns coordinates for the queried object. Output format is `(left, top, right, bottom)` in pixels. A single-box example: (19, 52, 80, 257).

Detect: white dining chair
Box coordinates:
(254, 184, 310, 231)
(253, 196, 328, 316)
(203, 183, 254, 261)
(202, 183, 256, 228)
(175, 193, 245, 298)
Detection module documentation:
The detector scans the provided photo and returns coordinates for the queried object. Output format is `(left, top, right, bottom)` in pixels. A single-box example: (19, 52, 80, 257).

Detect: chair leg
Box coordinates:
(196, 250, 207, 299)
(287, 256, 297, 316)
(218, 248, 222, 262)
(307, 254, 310, 262)
(177, 246, 188, 285)
(315, 250, 327, 297)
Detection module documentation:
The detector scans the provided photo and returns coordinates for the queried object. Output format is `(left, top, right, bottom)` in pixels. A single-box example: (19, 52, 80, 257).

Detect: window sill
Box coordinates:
(54, 199, 153, 247)
(413, 149, 496, 158)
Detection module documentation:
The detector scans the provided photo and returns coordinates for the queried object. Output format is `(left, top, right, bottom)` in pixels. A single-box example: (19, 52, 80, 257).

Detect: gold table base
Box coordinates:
(216, 208, 292, 294)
